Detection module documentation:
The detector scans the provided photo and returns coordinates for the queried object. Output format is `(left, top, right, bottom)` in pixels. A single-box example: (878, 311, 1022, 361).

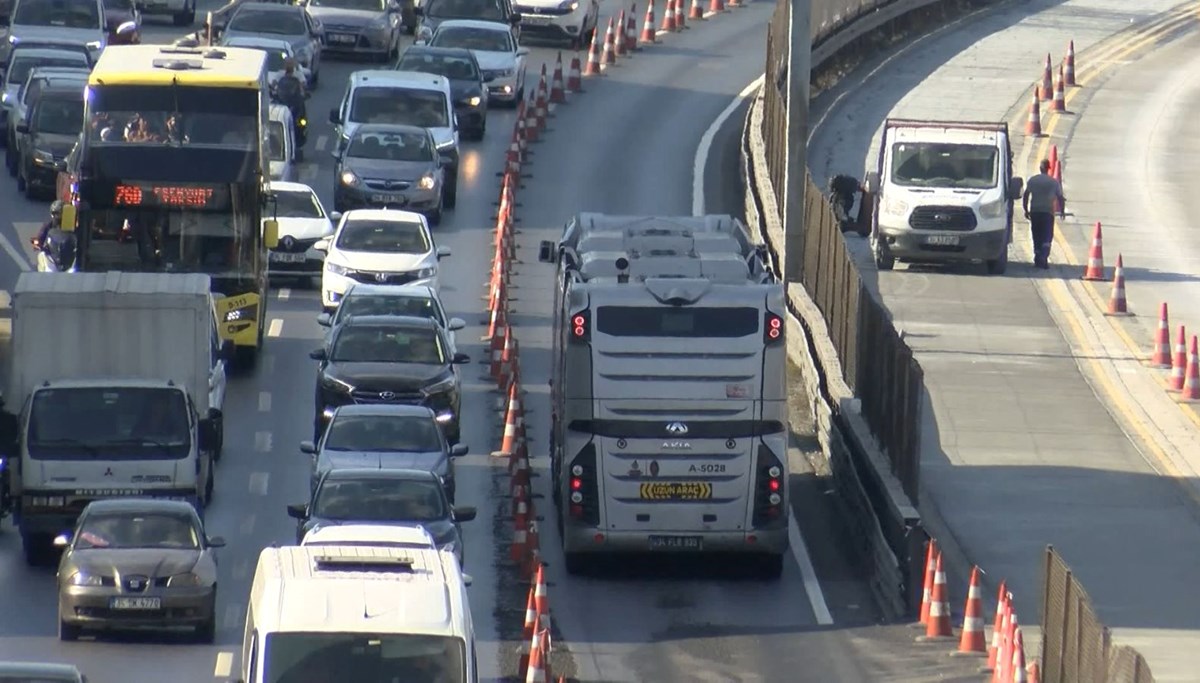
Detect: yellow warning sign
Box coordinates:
(639, 482, 713, 501)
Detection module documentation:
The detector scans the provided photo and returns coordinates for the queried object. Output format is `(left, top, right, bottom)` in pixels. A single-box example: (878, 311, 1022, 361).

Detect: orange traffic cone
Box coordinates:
(600, 17, 616, 66)
(1048, 144, 1058, 174)
(997, 610, 1019, 683)
(917, 552, 953, 640)
(534, 563, 550, 618)
(1026, 92, 1042, 136)
(567, 52, 583, 91)
(689, 0, 704, 20)
(510, 523, 528, 564)
(481, 297, 508, 345)
(625, 4, 638, 47)
(1051, 64, 1066, 112)
(982, 582, 1007, 672)
(1182, 336, 1200, 401)
(915, 538, 937, 627)
(1151, 303, 1172, 367)
(1028, 661, 1041, 683)
(521, 584, 538, 639)
(583, 28, 603, 76)
(1012, 627, 1028, 682)
(660, 0, 675, 31)
(614, 10, 628, 55)
(1040, 53, 1053, 100)
(954, 566, 987, 655)
(727, 0, 740, 8)
(1064, 39, 1076, 86)
(486, 322, 510, 380)
(1082, 221, 1104, 280)
(1107, 254, 1130, 315)
(534, 67, 549, 127)
(709, 0, 724, 12)
(640, 1, 656, 43)
(495, 385, 521, 456)
(525, 629, 548, 683)
(1170, 325, 1188, 391)
(1052, 161, 1064, 214)
(673, 0, 685, 29)
(523, 91, 540, 143)
(538, 629, 554, 682)
(549, 52, 566, 103)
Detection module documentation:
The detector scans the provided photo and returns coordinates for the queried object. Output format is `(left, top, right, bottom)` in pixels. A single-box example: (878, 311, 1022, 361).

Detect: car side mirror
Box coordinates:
(538, 240, 556, 263)
(509, 13, 521, 24)
(207, 536, 226, 548)
(52, 159, 67, 173)
(219, 340, 235, 361)
(436, 244, 451, 259)
(329, 211, 342, 222)
(300, 440, 317, 454)
(286, 503, 308, 519)
(462, 573, 473, 586)
(449, 444, 468, 457)
(329, 108, 340, 124)
(516, 46, 530, 56)
(53, 532, 72, 547)
(309, 348, 327, 361)
(864, 171, 880, 194)
(447, 317, 465, 331)
(451, 352, 470, 364)
(1008, 176, 1024, 199)
(317, 312, 333, 327)
(313, 237, 330, 253)
(452, 505, 477, 522)
(15, 123, 28, 134)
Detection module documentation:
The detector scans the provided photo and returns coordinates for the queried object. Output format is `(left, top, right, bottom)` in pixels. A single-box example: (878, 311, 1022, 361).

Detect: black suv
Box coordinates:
(15, 86, 83, 199)
(310, 314, 469, 443)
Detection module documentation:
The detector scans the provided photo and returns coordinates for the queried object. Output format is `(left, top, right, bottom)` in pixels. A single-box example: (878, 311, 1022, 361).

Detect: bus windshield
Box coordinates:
(87, 85, 259, 148)
(264, 633, 466, 683)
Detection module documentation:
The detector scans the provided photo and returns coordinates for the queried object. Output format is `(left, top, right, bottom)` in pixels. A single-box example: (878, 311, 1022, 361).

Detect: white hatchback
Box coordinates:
(267, 181, 335, 282)
(316, 208, 450, 311)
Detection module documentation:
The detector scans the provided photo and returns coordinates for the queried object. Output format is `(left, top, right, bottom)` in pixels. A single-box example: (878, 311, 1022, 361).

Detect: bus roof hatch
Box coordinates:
(644, 278, 710, 306)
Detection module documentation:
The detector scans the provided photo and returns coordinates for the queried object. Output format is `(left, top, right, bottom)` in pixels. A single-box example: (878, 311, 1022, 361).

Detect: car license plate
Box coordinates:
(522, 14, 550, 23)
(270, 251, 307, 263)
(110, 597, 161, 610)
(370, 194, 407, 204)
(639, 482, 713, 500)
(648, 535, 703, 551)
(926, 234, 960, 246)
(329, 33, 356, 44)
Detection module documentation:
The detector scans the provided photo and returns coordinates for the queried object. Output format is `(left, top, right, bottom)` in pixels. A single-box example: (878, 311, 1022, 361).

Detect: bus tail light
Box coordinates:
(569, 309, 591, 343)
(763, 312, 783, 345)
(752, 445, 786, 528)
(567, 444, 599, 525)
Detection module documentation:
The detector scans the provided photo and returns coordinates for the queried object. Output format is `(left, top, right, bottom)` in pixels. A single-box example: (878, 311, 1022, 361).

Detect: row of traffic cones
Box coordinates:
(583, 0, 740, 76)
(517, 566, 567, 682)
(1026, 40, 1078, 136)
(913, 539, 1040, 682)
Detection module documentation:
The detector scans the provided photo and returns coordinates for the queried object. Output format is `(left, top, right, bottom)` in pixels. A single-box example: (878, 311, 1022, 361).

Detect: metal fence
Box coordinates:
(1040, 546, 1156, 683)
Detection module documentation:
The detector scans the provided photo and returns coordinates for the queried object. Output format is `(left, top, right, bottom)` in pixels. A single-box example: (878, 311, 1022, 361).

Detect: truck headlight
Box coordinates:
(418, 173, 436, 190)
(881, 196, 910, 217)
(978, 198, 1005, 218)
(69, 571, 104, 587)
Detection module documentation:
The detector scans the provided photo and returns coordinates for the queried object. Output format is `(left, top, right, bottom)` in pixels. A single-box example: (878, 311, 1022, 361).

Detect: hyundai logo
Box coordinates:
(666, 422, 689, 435)
(375, 272, 389, 283)
(378, 391, 396, 400)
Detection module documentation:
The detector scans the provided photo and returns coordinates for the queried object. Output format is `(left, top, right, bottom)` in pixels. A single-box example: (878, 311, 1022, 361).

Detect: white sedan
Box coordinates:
(218, 35, 312, 86)
(316, 208, 451, 311)
(267, 181, 335, 284)
(421, 19, 528, 106)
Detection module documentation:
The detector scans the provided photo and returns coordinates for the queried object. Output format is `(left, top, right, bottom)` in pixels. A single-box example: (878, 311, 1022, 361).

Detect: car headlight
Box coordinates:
(559, 0, 579, 10)
(881, 196, 910, 217)
(340, 170, 359, 187)
(422, 376, 456, 396)
(8, 35, 19, 45)
(978, 198, 1005, 218)
(417, 173, 436, 190)
(497, 68, 515, 77)
(413, 266, 437, 280)
(166, 572, 203, 587)
(325, 261, 352, 276)
(33, 150, 54, 164)
(69, 571, 105, 587)
(464, 95, 481, 107)
(0, 93, 9, 105)
(298, 117, 308, 128)
(321, 375, 354, 392)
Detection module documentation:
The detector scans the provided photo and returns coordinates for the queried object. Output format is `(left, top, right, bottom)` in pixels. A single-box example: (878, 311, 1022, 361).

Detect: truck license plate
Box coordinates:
(648, 535, 703, 551)
(926, 234, 960, 246)
(110, 597, 161, 610)
(270, 252, 306, 263)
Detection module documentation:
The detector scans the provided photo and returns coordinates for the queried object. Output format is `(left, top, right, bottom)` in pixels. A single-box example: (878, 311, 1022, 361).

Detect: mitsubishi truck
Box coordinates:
(3, 272, 232, 565)
(864, 118, 1024, 275)
(537, 213, 790, 578)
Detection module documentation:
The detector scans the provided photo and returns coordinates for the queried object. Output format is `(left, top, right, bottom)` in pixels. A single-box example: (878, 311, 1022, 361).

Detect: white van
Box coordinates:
(267, 104, 297, 182)
(237, 545, 477, 683)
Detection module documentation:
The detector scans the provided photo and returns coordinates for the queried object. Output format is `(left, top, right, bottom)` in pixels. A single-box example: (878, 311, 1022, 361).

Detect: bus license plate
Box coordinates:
(110, 597, 161, 610)
(639, 482, 712, 500)
(926, 234, 960, 246)
(648, 535, 703, 551)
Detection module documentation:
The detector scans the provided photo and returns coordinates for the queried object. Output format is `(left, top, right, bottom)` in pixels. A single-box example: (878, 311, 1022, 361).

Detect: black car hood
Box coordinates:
(31, 132, 77, 158)
(305, 516, 456, 542)
(448, 80, 480, 101)
(323, 361, 448, 391)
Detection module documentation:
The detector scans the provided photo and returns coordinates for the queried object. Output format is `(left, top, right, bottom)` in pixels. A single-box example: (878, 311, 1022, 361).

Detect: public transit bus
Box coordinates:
(60, 44, 280, 361)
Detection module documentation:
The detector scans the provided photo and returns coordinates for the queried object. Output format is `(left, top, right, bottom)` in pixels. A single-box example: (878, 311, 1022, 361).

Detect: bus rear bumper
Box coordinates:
(562, 526, 789, 556)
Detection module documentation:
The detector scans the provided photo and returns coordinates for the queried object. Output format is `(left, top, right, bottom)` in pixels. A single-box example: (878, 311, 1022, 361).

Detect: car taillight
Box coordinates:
(764, 312, 783, 345)
(567, 444, 599, 525)
(569, 309, 590, 343)
(752, 445, 786, 528)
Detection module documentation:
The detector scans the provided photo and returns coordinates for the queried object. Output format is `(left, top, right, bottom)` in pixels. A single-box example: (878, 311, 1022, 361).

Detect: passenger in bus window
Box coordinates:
(164, 113, 188, 144)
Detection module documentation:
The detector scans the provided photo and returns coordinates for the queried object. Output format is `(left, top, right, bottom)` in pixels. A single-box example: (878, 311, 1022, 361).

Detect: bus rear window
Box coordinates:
(595, 306, 759, 338)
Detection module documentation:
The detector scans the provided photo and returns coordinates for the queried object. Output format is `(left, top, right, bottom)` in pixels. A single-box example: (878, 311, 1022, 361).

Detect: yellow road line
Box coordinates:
(1016, 3, 1200, 494)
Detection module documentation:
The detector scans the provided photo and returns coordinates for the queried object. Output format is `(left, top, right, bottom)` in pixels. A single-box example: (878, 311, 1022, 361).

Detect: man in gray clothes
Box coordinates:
(1022, 159, 1066, 269)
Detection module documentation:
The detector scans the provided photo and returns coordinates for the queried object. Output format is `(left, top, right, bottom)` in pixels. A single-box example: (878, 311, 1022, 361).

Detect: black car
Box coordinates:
(310, 314, 469, 442)
(16, 86, 83, 199)
(332, 123, 448, 222)
(287, 467, 475, 567)
(394, 45, 487, 140)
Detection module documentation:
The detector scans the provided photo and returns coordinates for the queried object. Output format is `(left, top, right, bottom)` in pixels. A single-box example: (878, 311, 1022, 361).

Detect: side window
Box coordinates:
(24, 81, 42, 108)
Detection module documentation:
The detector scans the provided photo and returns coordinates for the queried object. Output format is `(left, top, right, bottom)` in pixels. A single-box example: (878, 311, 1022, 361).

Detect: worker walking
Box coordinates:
(1022, 159, 1066, 269)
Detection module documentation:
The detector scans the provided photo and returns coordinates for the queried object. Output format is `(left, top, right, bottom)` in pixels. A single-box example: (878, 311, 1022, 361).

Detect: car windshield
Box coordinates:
(74, 511, 200, 550)
(349, 87, 448, 127)
(432, 26, 512, 52)
(27, 387, 192, 460)
(889, 142, 999, 189)
(426, 0, 504, 20)
(324, 414, 444, 452)
(275, 187, 325, 218)
(228, 9, 306, 35)
(7, 55, 90, 87)
(308, 0, 384, 9)
(35, 96, 84, 135)
(12, 0, 101, 28)
(313, 477, 447, 521)
(331, 325, 446, 364)
(267, 120, 287, 161)
(347, 130, 433, 162)
(263, 633, 466, 683)
(396, 53, 479, 81)
(336, 293, 443, 325)
(335, 218, 430, 253)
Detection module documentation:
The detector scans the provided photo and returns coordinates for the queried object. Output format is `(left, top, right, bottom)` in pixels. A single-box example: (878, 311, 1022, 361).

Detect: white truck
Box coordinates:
(864, 118, 1024, 275)
(2, 272, 232, 565)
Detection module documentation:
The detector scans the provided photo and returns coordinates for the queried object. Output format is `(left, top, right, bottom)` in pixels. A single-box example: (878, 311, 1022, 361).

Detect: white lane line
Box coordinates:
(789, 512, 834, 625)
(239, 514, 256, 536)
(267, 318, 284, 337)
(278, 287, 292, 300)
(258, 391, 272, 412)
(692, 75, 764, 215)
(222, 603, 244, 629)
(213, 651, 234, 678)
(249, 472, 269, 496)
(254, 431, 273, 453)
(0, 232, 32, 271)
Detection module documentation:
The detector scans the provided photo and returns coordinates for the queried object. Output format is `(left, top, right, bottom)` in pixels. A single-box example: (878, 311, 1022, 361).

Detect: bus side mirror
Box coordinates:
(263, 218, 280, 249)
(538, 240, 555, 263)
(60, 203, 77, 232)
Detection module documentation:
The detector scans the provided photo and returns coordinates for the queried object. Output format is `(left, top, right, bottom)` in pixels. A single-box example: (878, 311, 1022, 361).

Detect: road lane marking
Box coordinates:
(263, 353, 276, 373)
(254, 431, 273, 453)
(0, 231, 32, 271)
(249, 472, 269, 496)
(213, 651, 234, 678)
(239, 515, 256, 536)
(233, 558, 251, 579)
(692, 76, 764, 216)
(789, 513, 834, 625)
(315, 134, 328, 152)
(223, 603, 243, 629)
(278, 287, 291, 300)
(267, 318, 284, 337)
(258, 391, 272, 412)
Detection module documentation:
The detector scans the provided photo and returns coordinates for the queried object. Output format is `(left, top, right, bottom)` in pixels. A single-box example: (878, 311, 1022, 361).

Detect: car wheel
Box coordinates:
(212, 414, 224, 462)
(204, 461, 215, 504)
(17, 163, 28, 196)
(196, 600, 217, 643)
(871, 234, 894, 271)
(986, 244, 1008, 275)
(4, 146, 16, 177)
(23, 533, 52, 566)
(444, 173, 457, 209)
(58, 616, 82, 641)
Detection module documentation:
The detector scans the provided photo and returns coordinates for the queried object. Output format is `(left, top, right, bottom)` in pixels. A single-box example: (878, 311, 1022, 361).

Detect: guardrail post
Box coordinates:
(782, 0, 811, 283)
